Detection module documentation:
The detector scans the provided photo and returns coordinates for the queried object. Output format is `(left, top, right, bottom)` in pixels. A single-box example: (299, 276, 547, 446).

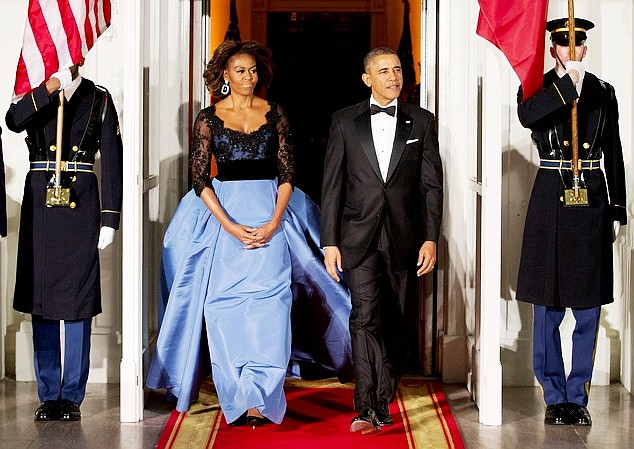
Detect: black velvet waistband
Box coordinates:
(215, 160, 277, 181)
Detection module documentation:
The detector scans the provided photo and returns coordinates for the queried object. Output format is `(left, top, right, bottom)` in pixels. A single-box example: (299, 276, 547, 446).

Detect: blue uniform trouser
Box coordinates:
(532, 305, 600, 406)
(31, 315, 92, 404)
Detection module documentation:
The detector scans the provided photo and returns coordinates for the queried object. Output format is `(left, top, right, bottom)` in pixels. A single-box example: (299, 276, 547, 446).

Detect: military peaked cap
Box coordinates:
(547, 17, 595, 46)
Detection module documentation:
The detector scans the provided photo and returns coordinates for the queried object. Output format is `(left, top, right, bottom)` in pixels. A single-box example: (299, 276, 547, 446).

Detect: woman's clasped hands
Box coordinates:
(227, 220, 279, 249)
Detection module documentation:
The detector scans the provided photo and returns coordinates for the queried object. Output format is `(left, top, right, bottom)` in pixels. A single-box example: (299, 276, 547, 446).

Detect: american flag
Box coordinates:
(13, 0, 111, 99)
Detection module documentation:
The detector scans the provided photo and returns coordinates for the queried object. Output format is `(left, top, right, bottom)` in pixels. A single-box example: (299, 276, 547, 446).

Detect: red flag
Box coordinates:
(476, 0, 549, 101)
(13, 0, 111, 99)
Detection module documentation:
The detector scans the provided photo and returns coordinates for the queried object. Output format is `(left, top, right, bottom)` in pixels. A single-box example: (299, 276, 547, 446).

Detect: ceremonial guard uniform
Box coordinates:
(516, 18, 627, 426)
(5, 73, 122, 421)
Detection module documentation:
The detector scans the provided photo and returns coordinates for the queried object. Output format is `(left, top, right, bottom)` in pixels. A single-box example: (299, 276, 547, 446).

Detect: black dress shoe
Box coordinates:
(544, 403, 567, 425)
(567, 404, 592, 426)
(350, 406, 381, 434)
(376, 400, 394, 426)
(34, 401, 60, 421)
(59, 400, 81, 421)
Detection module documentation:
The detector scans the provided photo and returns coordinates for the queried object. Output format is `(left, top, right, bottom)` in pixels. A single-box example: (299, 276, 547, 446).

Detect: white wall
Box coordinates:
(0, 0, 28, 379)
(436, 0, 475, 384)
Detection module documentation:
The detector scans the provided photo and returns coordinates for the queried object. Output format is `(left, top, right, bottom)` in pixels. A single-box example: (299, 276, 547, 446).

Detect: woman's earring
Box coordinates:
(221, 80, 230, 95)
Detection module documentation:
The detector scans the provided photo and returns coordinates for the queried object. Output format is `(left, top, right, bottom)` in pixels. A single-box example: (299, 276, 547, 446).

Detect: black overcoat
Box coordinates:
(5, 78, 123, 320)
(516, 69, 627, 308)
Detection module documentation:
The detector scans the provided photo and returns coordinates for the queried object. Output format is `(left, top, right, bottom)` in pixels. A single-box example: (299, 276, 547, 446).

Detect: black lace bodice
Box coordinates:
(190, 102, 295, 196)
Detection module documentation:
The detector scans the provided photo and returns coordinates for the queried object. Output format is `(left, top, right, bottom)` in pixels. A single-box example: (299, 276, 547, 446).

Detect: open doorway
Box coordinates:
(171, 0, 435, 385)
(266, 12, 370, 203)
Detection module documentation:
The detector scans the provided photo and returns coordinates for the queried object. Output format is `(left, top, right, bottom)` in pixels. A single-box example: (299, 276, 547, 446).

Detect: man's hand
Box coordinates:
(565, 61, 585, 85)
(324, 246, 343, 282)
(98, 226, 116, 250)
(46, 68, 73, 94)
(416, 241, 437, 277)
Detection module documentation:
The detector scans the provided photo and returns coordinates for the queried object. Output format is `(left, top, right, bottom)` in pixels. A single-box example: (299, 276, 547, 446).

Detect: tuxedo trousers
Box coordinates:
(532, 305, 600, 406)
(32, 315, 92, 404)
(345, 220, 412, 410)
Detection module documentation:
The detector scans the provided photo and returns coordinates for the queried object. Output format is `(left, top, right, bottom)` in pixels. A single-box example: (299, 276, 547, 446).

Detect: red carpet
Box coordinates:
(156, 377, 464, 449)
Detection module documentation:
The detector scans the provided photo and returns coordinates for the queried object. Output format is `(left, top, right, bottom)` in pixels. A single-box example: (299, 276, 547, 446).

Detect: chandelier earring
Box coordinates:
(220, 80, 230, 95)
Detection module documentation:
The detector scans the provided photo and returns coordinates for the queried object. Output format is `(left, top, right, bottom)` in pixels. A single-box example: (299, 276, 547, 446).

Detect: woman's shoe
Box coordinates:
(229, 411, 248, 426)
(246, 415, 267, 428)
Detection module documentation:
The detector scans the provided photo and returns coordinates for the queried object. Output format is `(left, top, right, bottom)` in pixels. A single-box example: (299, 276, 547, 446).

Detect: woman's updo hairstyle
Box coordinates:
(203, 40, 274, 98)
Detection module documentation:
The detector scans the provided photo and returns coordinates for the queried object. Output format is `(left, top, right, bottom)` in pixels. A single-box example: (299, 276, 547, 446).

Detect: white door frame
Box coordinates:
(119, 0, 205, 422)
(476, 46, 503, 426)
(120, 0, 145, 423)
(433, 0, 502, 425)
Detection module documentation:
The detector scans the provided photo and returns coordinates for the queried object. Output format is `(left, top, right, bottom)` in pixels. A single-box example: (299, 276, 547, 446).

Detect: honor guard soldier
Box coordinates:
(516, 18, 627, 426)
(5, 61, 122, 421)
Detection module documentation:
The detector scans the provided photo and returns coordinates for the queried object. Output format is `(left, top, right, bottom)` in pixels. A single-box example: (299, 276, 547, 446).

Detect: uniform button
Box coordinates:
(563, 140, 570, 147)
(72, 145, 79, 152)
(50, 145, 57, 151)
(583, 142, 590, 149)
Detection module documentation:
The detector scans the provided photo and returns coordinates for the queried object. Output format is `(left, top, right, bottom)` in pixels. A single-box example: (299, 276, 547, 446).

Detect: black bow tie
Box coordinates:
(370, 104, 396, 116)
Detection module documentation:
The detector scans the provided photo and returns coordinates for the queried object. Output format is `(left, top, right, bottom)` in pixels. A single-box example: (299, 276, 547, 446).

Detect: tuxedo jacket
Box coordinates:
(320, 99, 443, 269)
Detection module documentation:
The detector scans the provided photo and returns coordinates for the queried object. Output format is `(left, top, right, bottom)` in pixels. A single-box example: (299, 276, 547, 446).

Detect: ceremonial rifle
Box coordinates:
(563, 0, 588, 206)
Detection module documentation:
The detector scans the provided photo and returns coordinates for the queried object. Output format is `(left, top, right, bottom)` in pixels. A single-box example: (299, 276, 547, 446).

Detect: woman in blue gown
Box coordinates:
(147, 41, 352, 426)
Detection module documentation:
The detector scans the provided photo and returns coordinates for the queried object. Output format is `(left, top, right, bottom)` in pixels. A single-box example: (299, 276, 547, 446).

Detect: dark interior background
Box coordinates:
(267, 11, 371, 204)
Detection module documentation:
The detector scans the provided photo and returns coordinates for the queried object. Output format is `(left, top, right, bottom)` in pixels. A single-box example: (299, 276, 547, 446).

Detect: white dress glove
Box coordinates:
(613, 221, 621, 242)
(565, 61, 585, 96)
(98, 226, 116, 250)
(51, 68, 73, 90)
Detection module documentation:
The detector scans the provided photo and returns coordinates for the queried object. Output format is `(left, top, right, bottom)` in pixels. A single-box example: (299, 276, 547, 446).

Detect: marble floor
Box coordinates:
(0, 378, 632, 448)
(444, 383, 633, 449)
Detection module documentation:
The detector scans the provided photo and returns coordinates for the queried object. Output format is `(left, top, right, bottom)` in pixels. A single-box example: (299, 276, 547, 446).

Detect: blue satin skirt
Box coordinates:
(147, 179, 352, 424)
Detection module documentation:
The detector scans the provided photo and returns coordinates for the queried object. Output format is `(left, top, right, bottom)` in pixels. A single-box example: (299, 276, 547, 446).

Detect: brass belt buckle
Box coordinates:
(46, 186, 74, 208)
(562, 187, 589, 207)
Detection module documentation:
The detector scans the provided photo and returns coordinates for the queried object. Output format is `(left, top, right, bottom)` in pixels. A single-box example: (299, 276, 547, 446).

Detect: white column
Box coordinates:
(477, 46, 503, 426)
(120, 0, 144, 423)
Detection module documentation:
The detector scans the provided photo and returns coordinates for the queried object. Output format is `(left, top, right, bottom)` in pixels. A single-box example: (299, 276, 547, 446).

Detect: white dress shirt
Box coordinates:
(369, 97, 398, 181)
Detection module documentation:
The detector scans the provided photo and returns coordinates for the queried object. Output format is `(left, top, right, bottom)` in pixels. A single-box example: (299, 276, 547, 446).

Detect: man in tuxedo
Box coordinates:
(320, 47, 443, 434)
(5, 62, 122, 421)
